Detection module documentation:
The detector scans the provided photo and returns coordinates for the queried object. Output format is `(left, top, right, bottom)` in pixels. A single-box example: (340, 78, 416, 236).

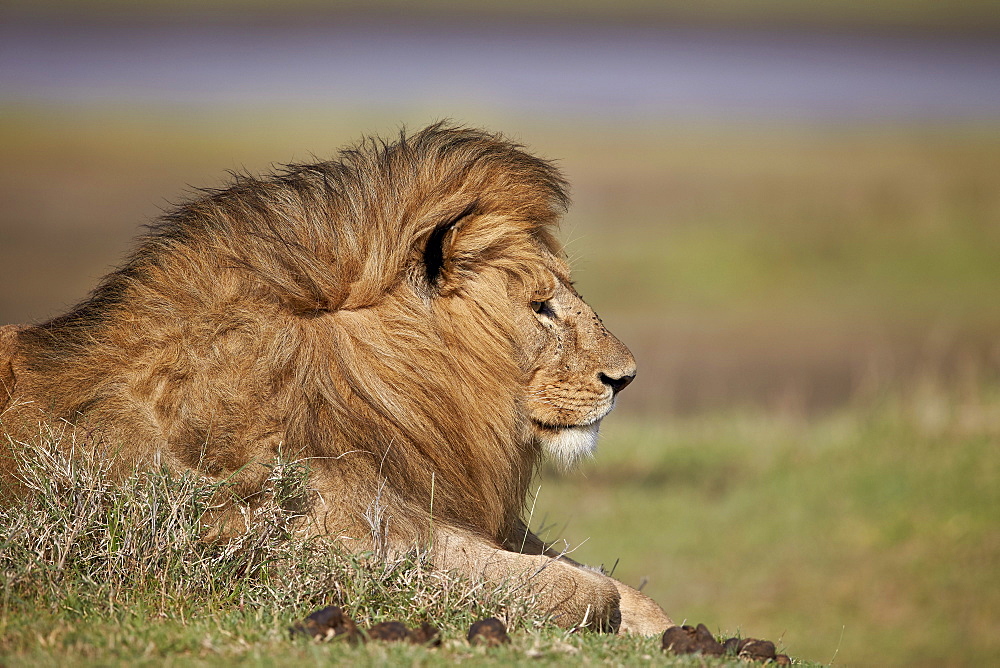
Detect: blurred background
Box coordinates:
(2, 1, 998, 664)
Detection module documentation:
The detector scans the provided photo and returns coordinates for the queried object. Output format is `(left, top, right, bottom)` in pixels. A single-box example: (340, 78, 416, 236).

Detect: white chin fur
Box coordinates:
(541, 422, 601, 471)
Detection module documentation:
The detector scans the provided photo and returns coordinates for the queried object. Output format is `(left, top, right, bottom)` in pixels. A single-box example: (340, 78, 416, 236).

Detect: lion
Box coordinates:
(0, 123, 673, 634)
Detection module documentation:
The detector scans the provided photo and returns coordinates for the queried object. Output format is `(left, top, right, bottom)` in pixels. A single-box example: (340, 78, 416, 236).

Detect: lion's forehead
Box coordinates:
(544, 254, 572, 283)
(528, 252, 572, 294)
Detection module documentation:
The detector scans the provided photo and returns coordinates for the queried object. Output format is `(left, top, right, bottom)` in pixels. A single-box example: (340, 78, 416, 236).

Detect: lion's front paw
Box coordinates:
(538, 564, 623, 632)
(614, 582, 674, 636)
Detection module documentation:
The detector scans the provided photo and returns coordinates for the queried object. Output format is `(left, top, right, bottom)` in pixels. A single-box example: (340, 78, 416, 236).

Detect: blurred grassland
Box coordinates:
(535, 396, 1000, 665)
(4, 109, 998, 410)
(1, 107, 999, 665)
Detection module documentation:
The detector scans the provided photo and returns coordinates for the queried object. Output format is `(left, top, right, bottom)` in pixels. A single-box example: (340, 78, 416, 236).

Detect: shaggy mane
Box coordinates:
(14, 123, 571, 543)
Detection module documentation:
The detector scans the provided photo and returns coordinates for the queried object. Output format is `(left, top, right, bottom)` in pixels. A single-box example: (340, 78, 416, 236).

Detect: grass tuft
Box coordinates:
(0, 426, 557, 664)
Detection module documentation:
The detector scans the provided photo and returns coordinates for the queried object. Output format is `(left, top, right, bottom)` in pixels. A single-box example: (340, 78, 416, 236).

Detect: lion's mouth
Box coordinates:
(531, 420, 602, 470)
(530, 402, 614, 433)
(531, 419, 599, 432)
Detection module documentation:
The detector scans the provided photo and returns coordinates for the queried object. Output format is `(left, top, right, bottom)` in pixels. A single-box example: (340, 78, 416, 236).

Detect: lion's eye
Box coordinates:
(530, 300, 553, 316)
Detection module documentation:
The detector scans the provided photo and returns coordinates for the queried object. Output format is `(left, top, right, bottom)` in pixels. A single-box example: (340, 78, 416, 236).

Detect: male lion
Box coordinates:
(0, 124, 673, 634)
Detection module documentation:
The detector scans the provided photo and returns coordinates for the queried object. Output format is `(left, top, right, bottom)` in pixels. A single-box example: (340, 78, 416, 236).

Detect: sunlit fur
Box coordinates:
(1, 123, 570, 541)
(0, 124, 673, 633)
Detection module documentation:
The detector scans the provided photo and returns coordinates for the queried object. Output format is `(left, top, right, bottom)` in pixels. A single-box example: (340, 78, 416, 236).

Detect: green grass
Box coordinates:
(533, 385, 1000, 665)
(0, 431, 821, 667)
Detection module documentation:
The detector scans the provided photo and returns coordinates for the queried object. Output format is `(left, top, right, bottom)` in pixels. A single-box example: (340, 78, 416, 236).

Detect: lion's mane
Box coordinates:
(3, 124, 570, 545)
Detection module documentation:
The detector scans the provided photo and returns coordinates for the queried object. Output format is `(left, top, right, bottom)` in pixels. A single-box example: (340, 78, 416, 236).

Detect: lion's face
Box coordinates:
(514, 252, 636, 469)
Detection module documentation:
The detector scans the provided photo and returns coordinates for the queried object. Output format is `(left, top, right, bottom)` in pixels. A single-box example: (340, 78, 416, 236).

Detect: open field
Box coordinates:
(1, 109, 999, 665)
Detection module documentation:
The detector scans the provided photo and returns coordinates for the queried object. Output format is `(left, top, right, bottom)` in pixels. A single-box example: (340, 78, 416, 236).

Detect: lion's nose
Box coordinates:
(599, 372, 635, 395)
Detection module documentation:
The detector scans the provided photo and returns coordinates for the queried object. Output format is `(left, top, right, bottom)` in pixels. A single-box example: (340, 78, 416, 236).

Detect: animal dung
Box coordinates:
(662, 623, 790, 664)
(366, 621, 413, 642)
(367, 620, 441, 646)
(408, 621, 443, 646)
(289, 607, 441, 646)
(661, 623, 725, 656)
(287, 608, 795, 663)
(289, 605, 361, 643)
(467, 617, 511, 646)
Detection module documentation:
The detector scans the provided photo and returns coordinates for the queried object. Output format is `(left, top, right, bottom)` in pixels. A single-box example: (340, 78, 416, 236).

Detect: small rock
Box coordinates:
(289, 605, 361, 643)
(661, 624, 724, 656)
(467, 618, 511, 646)
(367, 621, 412, 642)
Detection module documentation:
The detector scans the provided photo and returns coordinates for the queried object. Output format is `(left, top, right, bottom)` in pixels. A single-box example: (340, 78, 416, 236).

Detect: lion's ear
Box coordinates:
(421, 202, 478, 290)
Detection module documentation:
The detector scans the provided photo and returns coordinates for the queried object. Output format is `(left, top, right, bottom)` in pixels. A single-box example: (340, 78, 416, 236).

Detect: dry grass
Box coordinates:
(0, 424, 544, 662)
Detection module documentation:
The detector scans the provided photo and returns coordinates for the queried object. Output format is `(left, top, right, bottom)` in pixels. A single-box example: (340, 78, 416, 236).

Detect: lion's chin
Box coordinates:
(535, 421, 601, 471)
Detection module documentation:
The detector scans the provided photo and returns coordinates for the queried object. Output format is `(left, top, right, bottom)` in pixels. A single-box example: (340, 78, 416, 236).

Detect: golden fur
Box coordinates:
(0, 124, 673, 633)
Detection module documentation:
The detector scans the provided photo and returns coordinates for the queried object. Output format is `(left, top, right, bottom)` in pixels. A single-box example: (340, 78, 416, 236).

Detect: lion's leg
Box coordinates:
(502, 519, 674, 635)
(429, 527, 622, 632)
